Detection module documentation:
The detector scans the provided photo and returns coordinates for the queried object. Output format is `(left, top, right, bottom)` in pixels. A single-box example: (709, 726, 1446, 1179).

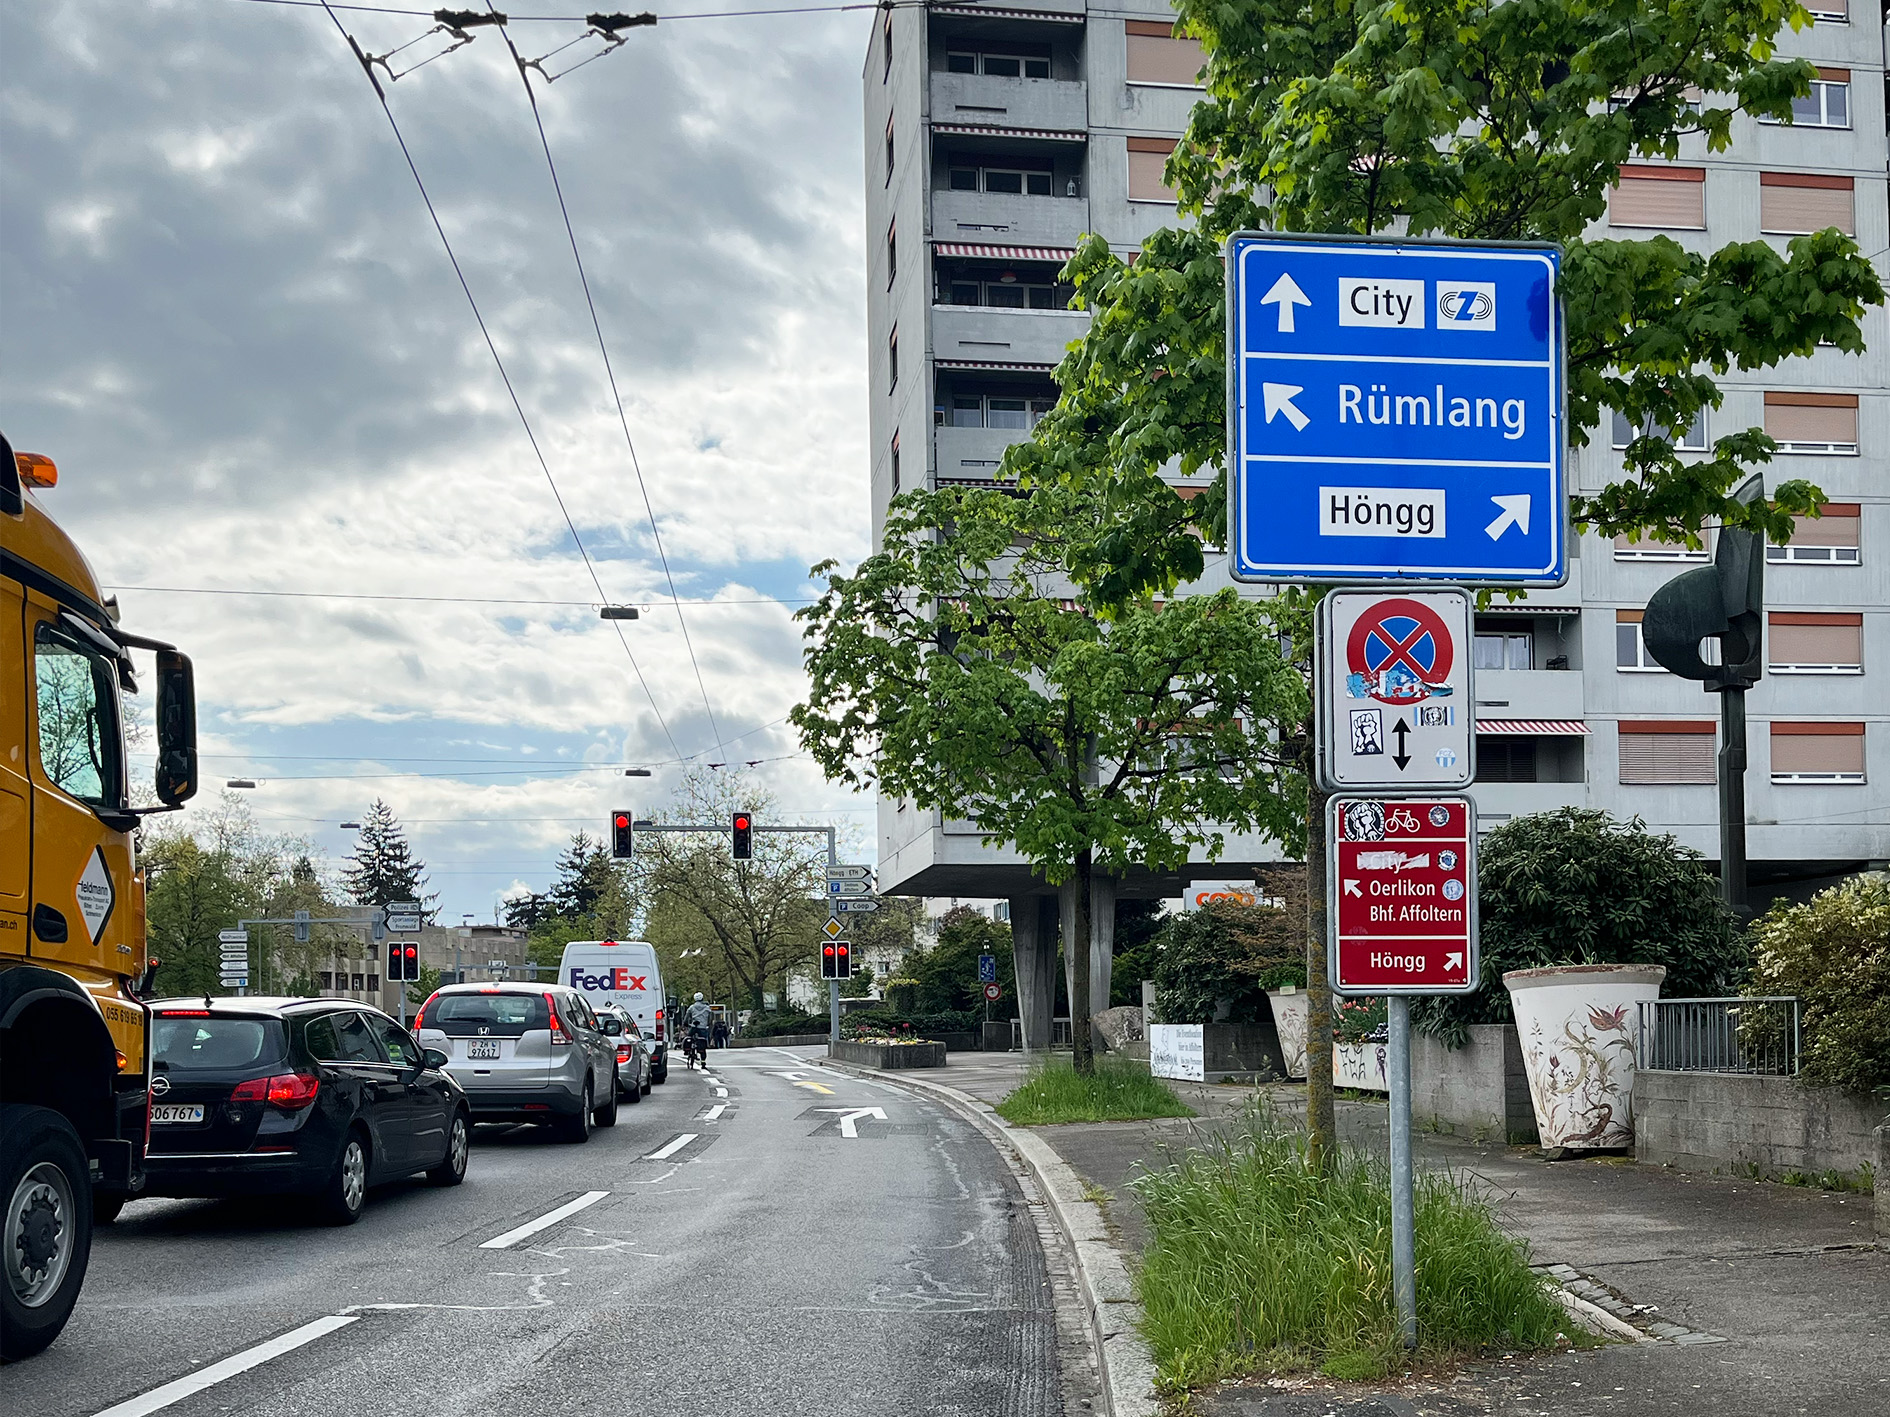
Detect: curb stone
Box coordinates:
(823, 1058, 1162, 1417)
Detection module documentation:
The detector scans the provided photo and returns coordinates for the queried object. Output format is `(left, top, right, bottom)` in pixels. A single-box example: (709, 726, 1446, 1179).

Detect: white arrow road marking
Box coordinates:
(1260, 272, 1311, 333)
(480, 1191, 611, 1250)
(1262, 382, 1310, 431)
(1343, 880, 1363, 897)
(1485, 494, 1532, 540)
(819, 1106, 888, 1138)
(1445, 952, 1465, 972)
(645, 1134, 698, 1161)
(90, 1315, 359, 1417)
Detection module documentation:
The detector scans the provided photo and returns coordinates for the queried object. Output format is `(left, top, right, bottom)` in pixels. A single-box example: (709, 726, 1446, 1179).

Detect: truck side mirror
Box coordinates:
(155, 649, 198, 806)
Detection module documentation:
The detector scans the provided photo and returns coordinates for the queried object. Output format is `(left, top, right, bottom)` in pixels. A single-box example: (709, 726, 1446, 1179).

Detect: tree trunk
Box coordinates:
(1070, 847, 1095, 1076)
(1302, 716, 1337, 1171)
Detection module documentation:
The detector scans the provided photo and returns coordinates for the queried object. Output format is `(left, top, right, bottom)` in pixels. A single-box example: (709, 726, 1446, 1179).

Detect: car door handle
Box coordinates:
(33, 904, 68, 943)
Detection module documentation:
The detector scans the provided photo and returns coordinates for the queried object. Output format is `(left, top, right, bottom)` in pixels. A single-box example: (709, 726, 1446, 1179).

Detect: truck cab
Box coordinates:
(1, 433, 198, 1359)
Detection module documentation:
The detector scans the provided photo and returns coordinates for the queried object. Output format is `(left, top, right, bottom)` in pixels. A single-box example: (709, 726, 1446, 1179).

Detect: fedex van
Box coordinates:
(558, 940, 668, 1083)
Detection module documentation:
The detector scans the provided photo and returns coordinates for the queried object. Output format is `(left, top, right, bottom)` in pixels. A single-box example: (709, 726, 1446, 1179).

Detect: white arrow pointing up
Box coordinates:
(819, 1106, 887, 1138)
(1263, 382, 1310, 432)
(1260, 273, 1311, 333)
(1485, 494, 1532, 541)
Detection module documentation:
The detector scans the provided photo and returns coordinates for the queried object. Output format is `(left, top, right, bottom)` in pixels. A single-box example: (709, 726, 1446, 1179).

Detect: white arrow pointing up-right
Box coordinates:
(1259, 273, 1311, 333)
(1445, 952, 1465, 972)
(1485, 494, 1532, 541)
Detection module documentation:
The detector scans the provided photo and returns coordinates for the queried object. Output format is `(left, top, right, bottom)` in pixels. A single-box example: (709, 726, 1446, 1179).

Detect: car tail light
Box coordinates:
(616, 1044, 631, 1064)
(159, 1009, 211, 1017)
(544, 992, 570, 1046)
(412, 995, 439, 1032)
(654, 1008, 664, 1041)
(231, 1073, 321, 1109)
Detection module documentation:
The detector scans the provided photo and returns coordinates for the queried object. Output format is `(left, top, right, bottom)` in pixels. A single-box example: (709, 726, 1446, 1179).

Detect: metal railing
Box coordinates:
(1638, 997, 1800, 1076)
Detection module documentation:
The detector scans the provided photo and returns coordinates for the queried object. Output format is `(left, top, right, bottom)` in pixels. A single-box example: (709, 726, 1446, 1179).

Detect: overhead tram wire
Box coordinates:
(313, 0, 684, 762)
(101, 584, 817, 608)
(236, 1, 924, 21)
(485, 1, 724, 755)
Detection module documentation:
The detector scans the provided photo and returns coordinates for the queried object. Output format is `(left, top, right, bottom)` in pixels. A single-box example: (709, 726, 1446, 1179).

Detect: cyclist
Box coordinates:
(685, 992, 714, 1069)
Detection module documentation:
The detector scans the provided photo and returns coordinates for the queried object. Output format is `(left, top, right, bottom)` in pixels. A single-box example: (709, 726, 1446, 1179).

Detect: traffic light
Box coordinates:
(402, 944, 419, 982)
(387, 942, 420, 982)
(821, 940, 853, 980)
(387, 941, 402, 980)
(611, 810, 634, 859)
(731, 810, 753, 860)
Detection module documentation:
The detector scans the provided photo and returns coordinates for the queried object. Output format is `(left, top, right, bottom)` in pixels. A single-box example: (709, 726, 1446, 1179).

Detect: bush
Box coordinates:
(1154, 875, 1307, 1024)
(995, 1056, 1195, 1125)
(1132, 1106, 1568, 1388)
(739, 1011, 828, 1038)
(903, 906, 1018, 1018)
(839, 1008, 981, 1040)
(1415, 809, 1745, 1046)
(1747, 874, 1890, 1096)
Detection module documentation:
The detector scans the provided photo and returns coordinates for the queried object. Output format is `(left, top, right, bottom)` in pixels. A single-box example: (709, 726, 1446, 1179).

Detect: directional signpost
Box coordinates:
(1227, 233, 1566, 586)
(219, 928, 250, 993)
(1328, 796, 1478, 994)
(1318, 588, 1474, 790)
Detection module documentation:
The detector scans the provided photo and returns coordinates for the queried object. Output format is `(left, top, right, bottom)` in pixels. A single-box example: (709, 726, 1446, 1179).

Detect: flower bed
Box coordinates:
(830, 1038, 946, 1069)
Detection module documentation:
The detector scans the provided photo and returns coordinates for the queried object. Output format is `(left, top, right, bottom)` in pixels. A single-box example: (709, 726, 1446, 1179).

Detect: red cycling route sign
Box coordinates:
(1328, 795, 1478, 995)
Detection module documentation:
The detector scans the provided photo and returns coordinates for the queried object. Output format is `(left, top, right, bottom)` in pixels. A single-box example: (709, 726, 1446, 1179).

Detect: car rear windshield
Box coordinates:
(427, 993, 549, 1036)
(152, 1017, 287, 1071)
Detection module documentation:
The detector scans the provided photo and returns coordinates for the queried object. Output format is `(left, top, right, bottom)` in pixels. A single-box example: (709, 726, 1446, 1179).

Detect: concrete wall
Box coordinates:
(1634, 1070, 1889, 1183)
(1411, 1023, 1539, 1145)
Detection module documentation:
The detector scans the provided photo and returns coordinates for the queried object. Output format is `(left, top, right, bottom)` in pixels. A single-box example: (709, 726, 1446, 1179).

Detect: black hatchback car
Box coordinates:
(139, 997, 470, 1224)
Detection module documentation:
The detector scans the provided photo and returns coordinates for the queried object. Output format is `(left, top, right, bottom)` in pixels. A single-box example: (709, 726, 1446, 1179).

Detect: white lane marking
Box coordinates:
(703, 1103, 726, 1121)
(646, 1132, 698, 1160)
(714, 1086, 728, 1097)
(90, 1315, 358, 1417)
(818, 1106, 888, 1138)
(478, 1191, 610, 1250)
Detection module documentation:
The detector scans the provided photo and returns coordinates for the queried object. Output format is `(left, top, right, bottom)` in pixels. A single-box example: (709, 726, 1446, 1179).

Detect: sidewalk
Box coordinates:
(875, 1051, 1888, 1416)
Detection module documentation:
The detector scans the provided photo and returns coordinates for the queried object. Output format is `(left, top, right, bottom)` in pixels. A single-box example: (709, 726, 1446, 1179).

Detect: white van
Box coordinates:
(557, 940, 668, 1083)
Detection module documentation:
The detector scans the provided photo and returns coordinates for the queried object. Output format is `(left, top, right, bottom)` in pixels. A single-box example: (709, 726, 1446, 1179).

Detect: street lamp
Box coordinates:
(599, 606, 640, 620)
(624, 768, 651, 777)
(339, 821, 361, 830)
(225, 779, 257, 789)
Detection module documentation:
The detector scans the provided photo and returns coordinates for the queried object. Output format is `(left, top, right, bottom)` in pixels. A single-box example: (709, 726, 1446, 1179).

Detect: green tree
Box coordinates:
(1413, 809, 1745, 1045)
(340, 799, 435, 917)
(906, 906, 1016, 1019)
(548, 833, 614, 921)
(1110, 899, 1167, 1008)
(795, 480, 1308, 1073)
(1153, 885, 1309, 1025)
(1747, 874, 1890, 1096)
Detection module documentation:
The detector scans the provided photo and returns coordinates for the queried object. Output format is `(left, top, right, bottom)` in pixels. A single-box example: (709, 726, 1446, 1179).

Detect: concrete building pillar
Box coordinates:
(1008, 895, 1058, 1054)
(1058, 874, 1118, 1047)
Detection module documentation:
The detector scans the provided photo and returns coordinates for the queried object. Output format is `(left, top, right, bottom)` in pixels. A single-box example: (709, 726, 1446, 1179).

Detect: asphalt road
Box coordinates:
(2, 1047, 1073, 1417)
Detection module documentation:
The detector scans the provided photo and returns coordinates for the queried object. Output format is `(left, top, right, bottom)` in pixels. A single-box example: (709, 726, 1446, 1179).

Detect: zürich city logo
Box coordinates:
(1436, 282, 1496, 330)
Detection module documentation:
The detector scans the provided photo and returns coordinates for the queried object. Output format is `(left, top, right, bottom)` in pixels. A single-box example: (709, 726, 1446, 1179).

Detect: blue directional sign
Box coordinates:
(1227, 234, 1566, 585)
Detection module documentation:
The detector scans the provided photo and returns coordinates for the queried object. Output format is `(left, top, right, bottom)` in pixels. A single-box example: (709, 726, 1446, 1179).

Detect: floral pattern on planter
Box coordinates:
(1334, 1040, 1388, 1091)
(1266, 989, 1309, 1079)
(1505, 964, 1665, 1153)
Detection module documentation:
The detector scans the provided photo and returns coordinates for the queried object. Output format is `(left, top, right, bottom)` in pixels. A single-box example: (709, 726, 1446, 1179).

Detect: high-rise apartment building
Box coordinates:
(861, 2, 1887, 923)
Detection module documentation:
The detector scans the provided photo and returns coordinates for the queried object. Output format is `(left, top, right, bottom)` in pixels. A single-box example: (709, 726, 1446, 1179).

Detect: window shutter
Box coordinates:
(1609, 167, 1705, 228)
(1770, 723, 1865, 778)
(1125, 22, 1206, 86)
(1764, 392, 1858, 451)
(1127, 137, 1179, 202)
(1618, 723, 1716, 783)
(1785, 505, 1861, 548)
(1760, 173, 1855, 235)
(1768, 613, 1863, 669)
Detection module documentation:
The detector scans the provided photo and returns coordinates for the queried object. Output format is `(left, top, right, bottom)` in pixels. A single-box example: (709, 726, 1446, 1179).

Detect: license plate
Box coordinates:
(151, 1104, 205, 1124)
(466, 1041, 501, 1060)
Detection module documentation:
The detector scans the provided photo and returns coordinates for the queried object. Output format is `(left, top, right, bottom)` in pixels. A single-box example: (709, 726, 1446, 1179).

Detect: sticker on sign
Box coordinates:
(1327, 795, 1477, 995)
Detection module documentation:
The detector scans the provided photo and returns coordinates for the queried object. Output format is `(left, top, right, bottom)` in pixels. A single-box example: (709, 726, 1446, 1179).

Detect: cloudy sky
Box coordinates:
(3, 0, 881, 915)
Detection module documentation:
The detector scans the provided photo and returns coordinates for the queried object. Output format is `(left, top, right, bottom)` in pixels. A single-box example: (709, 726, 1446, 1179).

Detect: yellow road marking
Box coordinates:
(793, 1080, 836, 1095)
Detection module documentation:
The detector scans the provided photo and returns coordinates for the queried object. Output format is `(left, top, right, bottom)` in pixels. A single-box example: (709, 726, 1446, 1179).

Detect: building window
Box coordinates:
(1767, 504, 1860, 564)
(1614, 610, 1666, 672)
(886, 221, 896, 287)
(1768, 612, 1863, 673)
(1759, 172, 1855, 235)
(1128, 136, 1179, 203)
(1618, 722, 1717, 783)
(1608, 165, 1705, 228)
(1801, 0, 1847, 22)
(941, 393, 1056, 429)
(1770, 723, 1865, 783)
(1473, 629, 1532, 670)
(882, 10, 893, 81)
(888, 327, 898, 391)
(1614, 530, 1709, 562)
(950, 163, 1053, 196)
(890, 432, 900, 493)
(946, 49, 1050, 79)
(1764, 392, 1858, 454)
(1125, 20, 1206, 87)
(946, 275, 1062, 309)
(885, 117, 895, 185)
(1475, 736, 1538, 783)
(319, 972, 334, 990)
(1612, 408, 1707, 451)
(1760, 69, 1850, 127)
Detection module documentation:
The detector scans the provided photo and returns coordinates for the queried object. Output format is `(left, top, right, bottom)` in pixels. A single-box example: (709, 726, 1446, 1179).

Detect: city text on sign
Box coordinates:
(1328, 795, 1478, 995)
(1318, 588, 1474, 790)
(1227, 234, 1566, 585)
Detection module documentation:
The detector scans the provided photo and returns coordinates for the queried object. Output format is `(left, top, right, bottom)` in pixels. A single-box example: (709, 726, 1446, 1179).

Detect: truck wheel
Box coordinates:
(1, 1105, 93, 1362)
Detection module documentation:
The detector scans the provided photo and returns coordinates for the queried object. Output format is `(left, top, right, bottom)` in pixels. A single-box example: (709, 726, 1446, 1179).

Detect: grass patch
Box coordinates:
(1132, 1104, 1569, 1391)
(994, 1055, 1195, 1126)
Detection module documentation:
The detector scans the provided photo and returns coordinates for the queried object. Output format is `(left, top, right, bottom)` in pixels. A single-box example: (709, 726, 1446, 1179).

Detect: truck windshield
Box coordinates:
(33, 624, 124, 809)
(152, 1018, 286, 1071)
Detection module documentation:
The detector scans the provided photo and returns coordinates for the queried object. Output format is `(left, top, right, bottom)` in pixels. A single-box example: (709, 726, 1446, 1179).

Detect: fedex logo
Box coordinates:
(569, 968, 648, 992)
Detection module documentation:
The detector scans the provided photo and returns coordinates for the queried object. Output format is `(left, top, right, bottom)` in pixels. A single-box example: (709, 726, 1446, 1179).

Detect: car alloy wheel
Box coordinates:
(339, 1140, 366, 1213)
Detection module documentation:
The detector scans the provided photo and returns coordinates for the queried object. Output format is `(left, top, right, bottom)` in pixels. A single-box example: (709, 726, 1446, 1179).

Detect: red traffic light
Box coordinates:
(823, 945, 835, 957)
(614, 813, 629, 829)
(734, 815, 750, 830)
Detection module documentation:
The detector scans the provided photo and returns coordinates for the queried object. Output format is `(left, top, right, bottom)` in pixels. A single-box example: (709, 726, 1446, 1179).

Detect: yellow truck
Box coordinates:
(1, 432, 197, 1359)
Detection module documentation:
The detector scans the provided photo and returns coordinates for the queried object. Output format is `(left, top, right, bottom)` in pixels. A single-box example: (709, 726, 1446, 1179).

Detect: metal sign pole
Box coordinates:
(1387, 996, 1416, 1348)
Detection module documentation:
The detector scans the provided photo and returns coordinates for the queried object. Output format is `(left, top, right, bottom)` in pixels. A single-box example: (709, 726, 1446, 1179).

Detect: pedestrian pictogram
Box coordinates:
(1318, 588, 1474, 790)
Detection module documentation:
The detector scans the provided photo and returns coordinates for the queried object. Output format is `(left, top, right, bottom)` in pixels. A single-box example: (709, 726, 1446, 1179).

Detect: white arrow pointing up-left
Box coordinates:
(819, 1106, 887, 1138)
(1263, 383, 1310, 431)
(1260, 273, 1311, 333)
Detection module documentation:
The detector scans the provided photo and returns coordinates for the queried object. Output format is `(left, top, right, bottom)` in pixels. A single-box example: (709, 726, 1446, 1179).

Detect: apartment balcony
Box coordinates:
(1472, 667, 1586, 723)
(1469, 781, 1588, 829)
(932, 188, 1090, 248)
(932, 304, 1087, 369)
(931, 72, 1089, 135)
(934, 425, 1030, 480)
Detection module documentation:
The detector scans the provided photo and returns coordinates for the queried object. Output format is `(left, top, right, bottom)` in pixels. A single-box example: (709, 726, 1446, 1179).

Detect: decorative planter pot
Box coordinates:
(1504, 964, 1666, 1154)
(1333, 1039, 1389, 1091)
(829, 1039, 946, 1069)
(1266, 988, 1310, 1079)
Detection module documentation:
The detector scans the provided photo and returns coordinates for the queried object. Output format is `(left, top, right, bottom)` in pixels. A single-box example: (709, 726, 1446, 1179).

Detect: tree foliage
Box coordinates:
(339, 799, 435, 917)
(1747, 874, 1890, 1096)
(1153, 879, 1310, 1024)
(1004, 0, 1883, 604)
(1414, 808, 1746, 1044)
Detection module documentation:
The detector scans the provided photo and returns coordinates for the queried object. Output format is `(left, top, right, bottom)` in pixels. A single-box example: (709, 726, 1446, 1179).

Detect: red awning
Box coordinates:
(933, 358, 1057, 372)
(1476, 720, 1590, 736)
(934, 242, 1078, 261)
(931, 5, 1086, 22)
(931, 123, 1088, 142)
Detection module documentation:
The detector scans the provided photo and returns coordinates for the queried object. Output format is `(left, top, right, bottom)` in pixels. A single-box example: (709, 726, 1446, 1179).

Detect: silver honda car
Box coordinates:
(415, 982, 619, 1142)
